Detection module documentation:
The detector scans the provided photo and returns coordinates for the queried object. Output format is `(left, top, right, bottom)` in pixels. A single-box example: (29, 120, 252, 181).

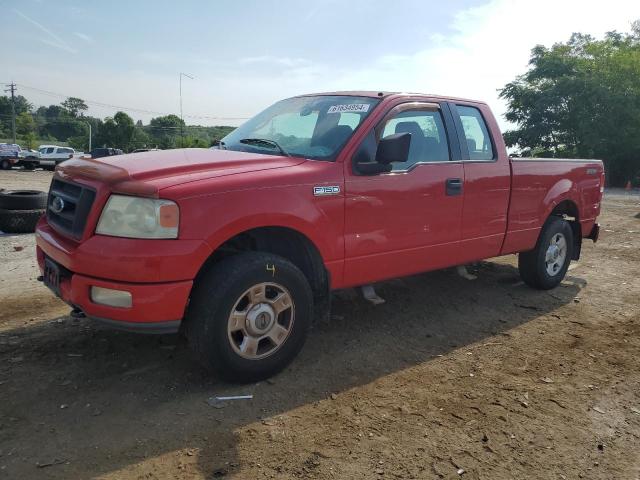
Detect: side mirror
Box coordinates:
(375, 132, 410, 164)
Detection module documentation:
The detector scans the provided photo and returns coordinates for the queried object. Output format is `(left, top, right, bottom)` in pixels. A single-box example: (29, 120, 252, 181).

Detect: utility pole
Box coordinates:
(179, 73, 194, 147)
(84, 121, 92, 152)
(4, 82, 17, 144)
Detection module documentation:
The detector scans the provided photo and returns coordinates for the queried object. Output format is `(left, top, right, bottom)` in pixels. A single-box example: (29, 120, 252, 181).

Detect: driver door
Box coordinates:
(342, 102, 464, 286)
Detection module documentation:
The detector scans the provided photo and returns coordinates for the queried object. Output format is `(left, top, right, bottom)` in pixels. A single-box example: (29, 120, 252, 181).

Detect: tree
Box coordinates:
(94, 111, 136, 151)
(0, 95, 31, 118)
(500, 25, 640, 186)
(61, 97, 88, 117)
(148, 114, 184, 149)
(22, 132, 37, 149)
(16, 112, 37, 135)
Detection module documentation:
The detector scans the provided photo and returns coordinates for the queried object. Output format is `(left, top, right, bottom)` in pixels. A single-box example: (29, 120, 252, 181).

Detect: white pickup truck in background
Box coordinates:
(37, 145, 75, 169)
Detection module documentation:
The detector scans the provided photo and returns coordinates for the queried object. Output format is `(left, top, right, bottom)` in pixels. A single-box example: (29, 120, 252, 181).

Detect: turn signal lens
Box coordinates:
(159, 204, 179, 228)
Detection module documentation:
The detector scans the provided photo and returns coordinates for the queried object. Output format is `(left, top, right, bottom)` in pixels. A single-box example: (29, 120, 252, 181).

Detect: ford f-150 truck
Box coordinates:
(35, 91, 603, 382)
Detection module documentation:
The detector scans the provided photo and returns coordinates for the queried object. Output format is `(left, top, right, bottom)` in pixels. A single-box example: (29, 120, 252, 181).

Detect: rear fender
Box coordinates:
(541, 179, 577, 221)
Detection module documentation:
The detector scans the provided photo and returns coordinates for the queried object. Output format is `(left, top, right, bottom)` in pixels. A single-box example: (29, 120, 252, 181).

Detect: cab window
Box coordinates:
(456, 105, 494, 161)
(380, 109, 450, 171)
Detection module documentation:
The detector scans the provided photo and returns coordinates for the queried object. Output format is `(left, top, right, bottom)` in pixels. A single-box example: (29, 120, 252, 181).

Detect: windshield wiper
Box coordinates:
(238, 138, 290, 157)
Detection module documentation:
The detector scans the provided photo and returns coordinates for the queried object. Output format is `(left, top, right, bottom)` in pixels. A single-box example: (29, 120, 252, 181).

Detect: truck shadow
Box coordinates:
(0, 261, 584, 479)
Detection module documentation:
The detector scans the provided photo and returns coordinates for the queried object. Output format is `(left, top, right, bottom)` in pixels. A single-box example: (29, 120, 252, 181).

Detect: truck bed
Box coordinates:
(501, 158, 604, 255)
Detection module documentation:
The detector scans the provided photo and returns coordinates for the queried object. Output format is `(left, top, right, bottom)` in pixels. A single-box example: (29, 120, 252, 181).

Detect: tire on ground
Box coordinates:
(1, 159, 11, 170)
(518, 216, 574, 290)
(0, 209, 45, 234)
(186, 251, 313, 383)
(0, 190, 48, 210)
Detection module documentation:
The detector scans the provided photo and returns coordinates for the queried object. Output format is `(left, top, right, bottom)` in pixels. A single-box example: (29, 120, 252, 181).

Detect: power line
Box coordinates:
(9, 83, 249, 121)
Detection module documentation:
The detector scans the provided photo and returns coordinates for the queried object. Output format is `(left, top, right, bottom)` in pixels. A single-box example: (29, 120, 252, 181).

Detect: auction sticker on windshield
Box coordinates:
(327, 104, 370, 114)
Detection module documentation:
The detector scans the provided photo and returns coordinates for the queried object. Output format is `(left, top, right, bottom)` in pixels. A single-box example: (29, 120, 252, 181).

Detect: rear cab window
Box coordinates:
(455, 105, 494, 161)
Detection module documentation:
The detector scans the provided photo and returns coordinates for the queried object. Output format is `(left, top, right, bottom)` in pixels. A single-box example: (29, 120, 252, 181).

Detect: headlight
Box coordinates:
(96, 195, 179, 239)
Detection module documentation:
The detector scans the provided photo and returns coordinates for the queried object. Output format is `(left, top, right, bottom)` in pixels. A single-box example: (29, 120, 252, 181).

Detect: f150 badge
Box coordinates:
(313, 185, 340, 196)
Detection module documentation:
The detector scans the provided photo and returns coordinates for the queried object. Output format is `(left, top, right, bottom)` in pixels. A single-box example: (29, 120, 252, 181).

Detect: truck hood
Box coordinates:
(56, 148, 305, 197)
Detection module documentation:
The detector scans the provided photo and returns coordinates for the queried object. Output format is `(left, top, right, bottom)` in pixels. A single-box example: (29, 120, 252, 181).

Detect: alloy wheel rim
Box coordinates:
(227, 282, 295, 360)
(545, 232, 567, 276)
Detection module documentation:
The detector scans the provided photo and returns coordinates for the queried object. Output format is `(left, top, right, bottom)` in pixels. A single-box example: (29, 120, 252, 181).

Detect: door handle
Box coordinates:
(446, 178, 463, 196)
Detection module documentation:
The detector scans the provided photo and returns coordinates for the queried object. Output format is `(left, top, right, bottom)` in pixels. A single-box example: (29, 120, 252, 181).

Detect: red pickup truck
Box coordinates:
(35, 92, 603, 381)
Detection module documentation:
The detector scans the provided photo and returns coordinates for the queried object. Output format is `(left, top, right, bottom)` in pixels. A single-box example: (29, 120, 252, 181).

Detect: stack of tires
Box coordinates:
(0, 190, 47, 234)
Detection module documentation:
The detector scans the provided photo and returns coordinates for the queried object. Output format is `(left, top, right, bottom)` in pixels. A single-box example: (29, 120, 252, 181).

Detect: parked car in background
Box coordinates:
(19, 149, 41, 170)
(90, 148, 123, 159)
(38, 145, 75, 170)
(0, 143, 21, 170)
(131, 148, 160, 153)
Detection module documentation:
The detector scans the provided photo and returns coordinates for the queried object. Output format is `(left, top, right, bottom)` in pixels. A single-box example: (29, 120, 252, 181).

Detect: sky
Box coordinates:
(1, 0, 640, 128)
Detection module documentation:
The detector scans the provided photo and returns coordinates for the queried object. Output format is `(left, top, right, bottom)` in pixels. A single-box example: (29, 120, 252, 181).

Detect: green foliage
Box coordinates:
(0, 94, 236, 154)
(0, 95, 31, 117)
(16, 112, 36, 135)
(148, 114, 184, 149)
(21, 132, 37, 150)
(129, 128, 150, 149)
(61, 97, 88, 117)
(94, 111, 137, 151)
(68, 135, 89, 151)
(500, 24, 640, 185)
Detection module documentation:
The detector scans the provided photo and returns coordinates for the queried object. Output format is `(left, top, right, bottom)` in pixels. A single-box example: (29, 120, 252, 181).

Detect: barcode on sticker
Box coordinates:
(327, 104, 370, 114)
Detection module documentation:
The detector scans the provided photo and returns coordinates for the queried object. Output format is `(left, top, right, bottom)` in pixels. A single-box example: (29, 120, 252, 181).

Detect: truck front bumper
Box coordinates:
(35, 219, 207, 334)
(37, 248, 191, 333)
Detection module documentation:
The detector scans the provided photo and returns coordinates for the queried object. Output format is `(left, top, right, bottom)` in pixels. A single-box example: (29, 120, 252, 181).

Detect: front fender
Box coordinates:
(177, 184, 345, 265)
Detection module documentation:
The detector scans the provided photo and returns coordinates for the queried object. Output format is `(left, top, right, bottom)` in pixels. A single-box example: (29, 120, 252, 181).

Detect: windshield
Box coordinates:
(220, 95, 380, 160)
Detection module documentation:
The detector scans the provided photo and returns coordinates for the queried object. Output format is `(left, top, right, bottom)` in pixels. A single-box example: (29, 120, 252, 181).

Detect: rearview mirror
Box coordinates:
(375, 133, 410, 165)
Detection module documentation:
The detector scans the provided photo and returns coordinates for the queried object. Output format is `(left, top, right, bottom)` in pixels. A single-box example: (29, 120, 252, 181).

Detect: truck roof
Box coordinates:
(297, 91, 487, 105)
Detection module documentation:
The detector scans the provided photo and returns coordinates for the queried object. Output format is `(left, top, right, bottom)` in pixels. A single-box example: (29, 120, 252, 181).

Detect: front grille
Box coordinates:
(47, 178, 96, 239)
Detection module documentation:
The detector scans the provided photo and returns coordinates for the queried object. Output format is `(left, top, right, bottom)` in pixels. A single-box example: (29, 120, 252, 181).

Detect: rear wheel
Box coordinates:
(1, 159, 11, 170)
(519, 216, 573, 290)
(186, 252, 313, 382)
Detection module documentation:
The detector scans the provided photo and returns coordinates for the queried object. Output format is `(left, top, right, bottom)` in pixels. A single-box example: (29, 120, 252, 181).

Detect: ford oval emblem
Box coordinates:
(51, 196, 65, 214)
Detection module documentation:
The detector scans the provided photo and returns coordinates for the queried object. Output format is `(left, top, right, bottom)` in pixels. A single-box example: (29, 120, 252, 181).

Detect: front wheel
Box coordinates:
(518, 216, 574, 290)
(186, 252, 313, 382)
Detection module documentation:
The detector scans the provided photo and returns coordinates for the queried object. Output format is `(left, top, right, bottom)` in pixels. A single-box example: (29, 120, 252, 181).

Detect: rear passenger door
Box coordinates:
(343, 101, 465, 286)
(449, 103, 511, 262)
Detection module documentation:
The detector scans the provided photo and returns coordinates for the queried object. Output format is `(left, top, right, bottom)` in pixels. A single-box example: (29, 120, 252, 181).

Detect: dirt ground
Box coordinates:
(1, 169, 639, 480)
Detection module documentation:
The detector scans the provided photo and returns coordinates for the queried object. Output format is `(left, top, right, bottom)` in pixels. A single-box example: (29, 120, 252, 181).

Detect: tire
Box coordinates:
(0, 209, 45, 234)
(0, 190, 48, 210)
(186, 252, 313, 383)
(23, 162, 36, 171)
(1, 159, 11, 170)
(518, 216, 574, 290)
